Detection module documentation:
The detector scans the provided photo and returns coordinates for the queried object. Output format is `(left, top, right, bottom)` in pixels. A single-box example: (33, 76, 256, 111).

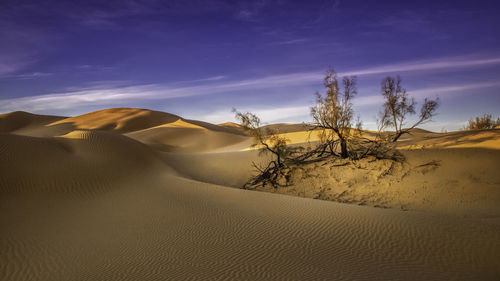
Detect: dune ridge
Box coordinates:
(48, 108, 181, 133)
(1, 108, 250, 152)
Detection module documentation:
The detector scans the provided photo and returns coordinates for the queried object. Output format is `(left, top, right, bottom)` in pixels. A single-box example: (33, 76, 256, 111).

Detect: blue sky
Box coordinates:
(1, 0, 499, 131)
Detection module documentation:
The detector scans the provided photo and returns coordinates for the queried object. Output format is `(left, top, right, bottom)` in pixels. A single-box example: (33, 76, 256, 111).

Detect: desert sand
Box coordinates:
(1, 108, 499, 280)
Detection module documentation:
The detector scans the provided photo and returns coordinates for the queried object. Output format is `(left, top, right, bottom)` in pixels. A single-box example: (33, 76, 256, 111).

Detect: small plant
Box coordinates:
(463, 114, 500, 130)
(310, 68, 359, 158)
(233, 109, 296, 189)
(307, 69, 401, 162)
(378, 76, 439, 142)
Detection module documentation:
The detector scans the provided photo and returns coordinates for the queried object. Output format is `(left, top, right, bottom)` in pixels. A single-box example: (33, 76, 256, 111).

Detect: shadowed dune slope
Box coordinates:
(262, 123, 316, 134)
(126, 119, 249, 153)
(0, 111, 65, 136)
(0, 131, 169, 196)
(161, 150, 266, 187)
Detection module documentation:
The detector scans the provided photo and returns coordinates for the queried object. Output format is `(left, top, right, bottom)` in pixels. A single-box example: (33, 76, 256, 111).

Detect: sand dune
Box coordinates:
(397, 128, 500, 150)
(162, 150, 264, 187)
(2, 108, 250, 152)
(254, 148, 500, 218)
(218, 121, 243, 129)
(1, 108, 499, 280)
(0, 130, 168, 196)
(162, 144, 500, 219)
(126, 119, 248, 153)
(0, 111, 65, 136)
(49, 108, 181, 134)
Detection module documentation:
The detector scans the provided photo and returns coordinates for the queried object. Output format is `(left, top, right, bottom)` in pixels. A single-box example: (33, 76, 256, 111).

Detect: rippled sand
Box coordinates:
(1, 109, 499, 280)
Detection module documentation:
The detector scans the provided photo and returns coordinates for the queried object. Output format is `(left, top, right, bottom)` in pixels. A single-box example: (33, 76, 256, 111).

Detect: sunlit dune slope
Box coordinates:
(0, 108, 250, 152)
(162, 127, 500, 218)
(218, 121, 243, 129)
(397, 128, 500, 150)
(50, 108, 249, 152)
(259, 126, 500, 151)
(187, 119, 247, 135)
(49, 108, 181, 133)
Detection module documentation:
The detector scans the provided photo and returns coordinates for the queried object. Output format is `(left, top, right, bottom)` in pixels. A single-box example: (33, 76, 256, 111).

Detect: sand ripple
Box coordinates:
(1, 174, 498, 280)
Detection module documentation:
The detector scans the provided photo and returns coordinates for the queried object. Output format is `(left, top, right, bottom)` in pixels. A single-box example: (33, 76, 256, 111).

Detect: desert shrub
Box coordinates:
(310, 68, 360, 158)
(233, 109, 298, 188)
(235, 70, 425, 190)
(378, 76, 439, 142)
(464, 114, 500, 130)
(306, 69, 403, 162)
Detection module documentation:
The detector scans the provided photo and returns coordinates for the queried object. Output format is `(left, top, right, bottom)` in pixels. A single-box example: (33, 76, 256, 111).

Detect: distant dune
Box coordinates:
(1, 108, 499, 280)
(218, 121, 243, 128)
(126, 118, 248, 153)
(0, 111, 65, 136)
(49, 108, 181, 133)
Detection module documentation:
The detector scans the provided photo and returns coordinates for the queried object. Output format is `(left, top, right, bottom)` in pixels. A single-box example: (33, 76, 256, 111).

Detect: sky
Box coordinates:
(1, 0, 499, 131)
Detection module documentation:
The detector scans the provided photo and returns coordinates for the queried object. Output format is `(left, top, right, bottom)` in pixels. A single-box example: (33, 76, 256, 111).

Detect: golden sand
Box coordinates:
(1, 108, 499, 280)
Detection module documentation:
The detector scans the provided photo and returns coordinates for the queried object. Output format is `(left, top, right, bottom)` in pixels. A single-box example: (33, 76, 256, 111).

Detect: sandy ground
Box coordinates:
(1, 108, 499, 280)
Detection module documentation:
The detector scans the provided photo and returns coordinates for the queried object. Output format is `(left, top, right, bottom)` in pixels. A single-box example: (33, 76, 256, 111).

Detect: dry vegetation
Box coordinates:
(464, 114, 500, 130)
(378, 75, 439, 142)
(233, 109, 298, 188)
(235, 68, 439, 189)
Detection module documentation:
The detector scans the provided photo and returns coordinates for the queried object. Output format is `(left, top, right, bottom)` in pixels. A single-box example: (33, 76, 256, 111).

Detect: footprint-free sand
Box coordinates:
(1, 108, 499, 280)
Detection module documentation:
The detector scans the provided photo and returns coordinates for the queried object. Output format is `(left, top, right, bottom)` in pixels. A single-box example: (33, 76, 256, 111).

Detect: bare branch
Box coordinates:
(378, 76, 439, 142)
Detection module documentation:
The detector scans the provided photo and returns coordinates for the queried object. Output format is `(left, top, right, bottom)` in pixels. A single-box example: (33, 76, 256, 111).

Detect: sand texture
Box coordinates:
(1, 108, 499, 280)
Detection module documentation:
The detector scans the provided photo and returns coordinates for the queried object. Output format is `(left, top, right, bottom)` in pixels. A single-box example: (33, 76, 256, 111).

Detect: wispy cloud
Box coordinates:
(269, 38, 310, 45)
(0, 84, 169, 113)
(0, 54, 38, 77)
(193, 105, 311, 124)
(198, 80, 500, 124)
(7, 72, 53, 80)
(0, 13, 53, 77)
(341, 56, 500, 76)
(352, 81, 500, 108)
(171, 75, 227, 85)
(75, 64, 116, 72)
(232, 0, 274, 22)
(234, 9, 257, 21)
(375, 11, 436, 35)
(2, 55, 500, 114)
(410, 81, 500, 97)
(0, 73, 318, 113)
